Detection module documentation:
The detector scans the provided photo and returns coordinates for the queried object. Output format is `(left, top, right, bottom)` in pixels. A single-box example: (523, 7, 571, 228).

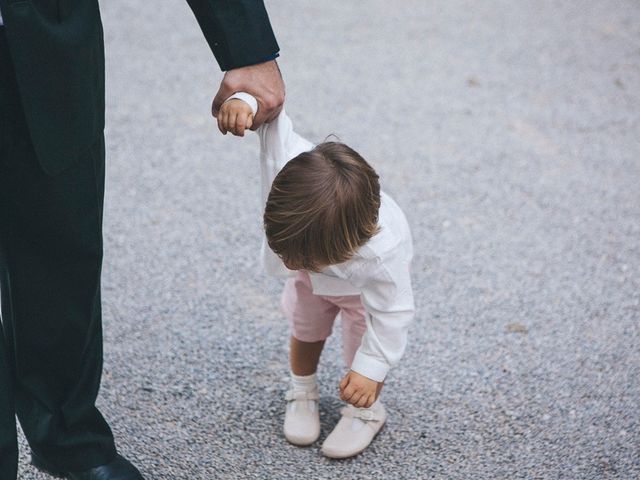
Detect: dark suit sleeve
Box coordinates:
(186, 0, 280, 71)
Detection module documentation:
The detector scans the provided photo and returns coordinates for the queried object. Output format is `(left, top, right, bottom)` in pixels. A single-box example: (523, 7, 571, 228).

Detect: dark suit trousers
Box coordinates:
(0, 28, 116, 477)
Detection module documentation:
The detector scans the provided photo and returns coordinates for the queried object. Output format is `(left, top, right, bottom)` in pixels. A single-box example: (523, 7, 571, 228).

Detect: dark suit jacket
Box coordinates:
(0, 0, 279, 175)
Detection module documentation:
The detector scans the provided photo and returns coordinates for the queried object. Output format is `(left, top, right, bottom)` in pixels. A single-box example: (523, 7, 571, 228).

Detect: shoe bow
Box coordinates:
(340, 404, 383, 422)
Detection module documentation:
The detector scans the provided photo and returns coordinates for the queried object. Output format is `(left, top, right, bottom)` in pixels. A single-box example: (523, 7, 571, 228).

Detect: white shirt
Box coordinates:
(227, 93, 415, 382)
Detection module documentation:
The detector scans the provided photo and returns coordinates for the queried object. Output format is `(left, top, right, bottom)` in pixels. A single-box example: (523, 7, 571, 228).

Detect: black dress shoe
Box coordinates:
(32, 453, 145, 480)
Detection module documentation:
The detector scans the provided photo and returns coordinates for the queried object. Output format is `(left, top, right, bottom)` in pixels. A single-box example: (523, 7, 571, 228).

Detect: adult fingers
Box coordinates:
(212, 74, 234, 118)
(251, 93, 283, 130)
(249, 60, 285, 129)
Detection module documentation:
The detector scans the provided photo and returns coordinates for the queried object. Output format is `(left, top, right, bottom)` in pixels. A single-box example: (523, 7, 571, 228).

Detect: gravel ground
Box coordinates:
(16, 0, 640, 478)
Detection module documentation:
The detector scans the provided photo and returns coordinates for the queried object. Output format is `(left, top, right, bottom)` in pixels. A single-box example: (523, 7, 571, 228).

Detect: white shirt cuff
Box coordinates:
(350, 350, 390, 382)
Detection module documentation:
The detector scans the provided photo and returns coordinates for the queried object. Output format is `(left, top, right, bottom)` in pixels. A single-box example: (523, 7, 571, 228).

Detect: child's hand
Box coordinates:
(217, 99, 254, 137)
(339, 370, 382, 408)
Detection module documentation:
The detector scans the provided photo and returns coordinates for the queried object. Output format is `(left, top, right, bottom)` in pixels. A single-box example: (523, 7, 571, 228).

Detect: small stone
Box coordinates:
(506, 322, 528, 334)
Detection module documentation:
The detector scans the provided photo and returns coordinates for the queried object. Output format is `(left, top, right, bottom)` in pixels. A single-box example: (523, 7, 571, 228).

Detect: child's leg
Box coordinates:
(290, 337, 325, 376)
(280, 271, 338, 446)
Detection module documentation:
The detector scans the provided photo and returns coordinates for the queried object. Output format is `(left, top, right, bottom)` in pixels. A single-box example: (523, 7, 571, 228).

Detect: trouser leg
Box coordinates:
(0, 26, 20, 480)
(0, 289, 18, 479)
(0, 136, 117, 472)
(0, 28, 116, 472)
(281, 271, 339, 344)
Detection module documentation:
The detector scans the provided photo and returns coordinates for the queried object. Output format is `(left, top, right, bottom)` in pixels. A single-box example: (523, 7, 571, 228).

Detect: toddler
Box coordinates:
(218, 93, 414, 458)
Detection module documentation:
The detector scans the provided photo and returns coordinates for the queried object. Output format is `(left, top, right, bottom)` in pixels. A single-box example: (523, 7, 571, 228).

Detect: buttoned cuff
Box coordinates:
(350, 350, 390, 383)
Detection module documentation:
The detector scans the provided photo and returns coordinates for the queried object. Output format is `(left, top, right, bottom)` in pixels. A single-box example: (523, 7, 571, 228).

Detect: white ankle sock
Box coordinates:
(291, 372, 317, 391)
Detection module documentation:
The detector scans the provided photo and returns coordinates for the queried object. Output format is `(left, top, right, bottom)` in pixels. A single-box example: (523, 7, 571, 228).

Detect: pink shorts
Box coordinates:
(281, 270, 366, 368)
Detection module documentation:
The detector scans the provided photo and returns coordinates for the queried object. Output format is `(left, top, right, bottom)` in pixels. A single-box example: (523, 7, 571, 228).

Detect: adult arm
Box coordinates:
(185, 0, 285, 128)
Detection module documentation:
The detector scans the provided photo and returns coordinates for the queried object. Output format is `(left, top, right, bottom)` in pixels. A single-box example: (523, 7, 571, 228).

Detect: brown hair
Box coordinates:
(264, 142, 381, 272)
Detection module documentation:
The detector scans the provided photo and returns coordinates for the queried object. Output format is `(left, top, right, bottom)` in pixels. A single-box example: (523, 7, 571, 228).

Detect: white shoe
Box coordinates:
(283, 386, 320, 446)
(321, 401, 386, 458)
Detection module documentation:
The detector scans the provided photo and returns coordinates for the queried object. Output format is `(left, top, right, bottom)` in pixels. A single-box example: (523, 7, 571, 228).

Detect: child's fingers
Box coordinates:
(339, 375, 350, 391)
(235, 113, 247, 137)
(227, 111, 238, 136)
(364, 394, 375, 408)
(340, 384, 355, 403)
(339, 388, 347, 401)
(351, 392, 366, 408)
(217, 100, 255, 136)
(221, 109, 230, 135)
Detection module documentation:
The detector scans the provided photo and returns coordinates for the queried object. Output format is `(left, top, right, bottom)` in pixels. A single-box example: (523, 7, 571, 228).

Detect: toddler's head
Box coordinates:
(264, 142, 381, 272)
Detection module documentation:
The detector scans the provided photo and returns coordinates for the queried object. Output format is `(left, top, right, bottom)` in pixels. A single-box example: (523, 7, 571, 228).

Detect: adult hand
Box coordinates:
(212, 60, 285, 129)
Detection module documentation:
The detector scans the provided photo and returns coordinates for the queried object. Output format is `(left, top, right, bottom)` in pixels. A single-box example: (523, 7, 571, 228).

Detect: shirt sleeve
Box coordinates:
(255, 101, 315, 276)
(185, 0, 280, 71)
(257, 109, 314, 205)
(350, 255, 415, 382)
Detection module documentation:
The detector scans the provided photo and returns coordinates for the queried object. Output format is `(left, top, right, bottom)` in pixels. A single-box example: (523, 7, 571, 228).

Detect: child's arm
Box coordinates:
(340, 256, 415, 408)
(257, 103, 314, 276)
(217, 92, 314, 277)
(216, 91, 313, 201)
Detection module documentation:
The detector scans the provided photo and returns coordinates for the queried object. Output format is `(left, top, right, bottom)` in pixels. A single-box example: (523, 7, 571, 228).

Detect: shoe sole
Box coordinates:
(321, 420, 386, 459)
(284, 427, 321, 446)
(285, 436, 319, 447)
